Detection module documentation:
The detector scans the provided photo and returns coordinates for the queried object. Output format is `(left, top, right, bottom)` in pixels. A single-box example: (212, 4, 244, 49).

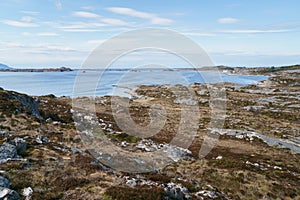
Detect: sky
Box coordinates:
(0, 0, 299, 68)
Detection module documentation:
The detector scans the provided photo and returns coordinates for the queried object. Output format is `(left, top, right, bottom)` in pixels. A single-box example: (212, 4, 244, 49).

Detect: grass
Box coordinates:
(256, 65, 300, 74)
(107, 132, 140, 143)
(105, 186, 165, 200)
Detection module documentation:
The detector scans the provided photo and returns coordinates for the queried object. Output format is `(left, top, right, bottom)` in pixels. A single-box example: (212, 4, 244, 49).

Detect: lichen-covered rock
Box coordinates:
(0, 187, 20, 200)
(11, 92, 41, 119)
(162, 182, 190, 200)
(36, 135, 49, 144)
(0, 176, 10, 188)
(9, 138, 27, 154)
(0, 143, 18, 161)
(22, 187, 33, 198)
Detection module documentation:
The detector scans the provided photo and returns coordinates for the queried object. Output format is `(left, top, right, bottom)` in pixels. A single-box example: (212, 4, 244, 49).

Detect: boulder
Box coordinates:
(162, 182, 190, 200)
(0, 143, 18, 160)
(0, 176, 10, 188)
(9, 138, 27, 154)
(0, 187, 20, 200)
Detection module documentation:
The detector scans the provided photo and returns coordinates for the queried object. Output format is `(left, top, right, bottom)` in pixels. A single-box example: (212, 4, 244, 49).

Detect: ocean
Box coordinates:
(0, 69, 268, 97)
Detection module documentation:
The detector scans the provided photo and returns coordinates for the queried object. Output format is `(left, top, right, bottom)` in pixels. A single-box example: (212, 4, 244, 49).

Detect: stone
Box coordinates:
(45, 118, 53, 123)
(243, 105, 265, 111)
(125, 179, 137, 188)
(36, 136, 49, 144)
(0, 130, 8, 137)
(9, 138, 27, 154)
(0, 187, 20, 200)
(22, 187, 33, 197)
(0, 176, 10, 188)
(162, 182, 190, 200)
(216, 156, 223, 160)
(163, 145, 192, 162)
(0, 143, 18, 160)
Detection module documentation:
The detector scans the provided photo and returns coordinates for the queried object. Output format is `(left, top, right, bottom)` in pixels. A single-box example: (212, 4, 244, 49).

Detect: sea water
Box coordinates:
(0, 70, 268, 97)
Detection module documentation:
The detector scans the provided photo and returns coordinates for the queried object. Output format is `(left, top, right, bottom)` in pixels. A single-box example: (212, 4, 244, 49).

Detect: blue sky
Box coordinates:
(0, 0, 299, 68)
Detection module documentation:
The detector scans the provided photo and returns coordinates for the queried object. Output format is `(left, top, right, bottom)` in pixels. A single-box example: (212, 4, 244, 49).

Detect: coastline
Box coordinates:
(0, 67, 73, 72)
(0, 67, 299, 199)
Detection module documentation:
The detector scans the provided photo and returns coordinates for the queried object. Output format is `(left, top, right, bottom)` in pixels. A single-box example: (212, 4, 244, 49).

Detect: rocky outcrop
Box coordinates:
(0, 89, 41, 119)
(11, 92, 41, 119)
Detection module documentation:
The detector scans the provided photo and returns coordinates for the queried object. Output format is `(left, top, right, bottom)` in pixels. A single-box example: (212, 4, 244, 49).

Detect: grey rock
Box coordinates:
(0, 187, 20, 200)
(197, 90, 209, 95)
(11, 93, 41, 119)
(36, 136, 49, 144)
(287, 104, 300, 108)
(0, 143, 18, 160)
(212, 129, 300, 154)
(0, 176, 10, 188)
(125, 178, 137, 188)
(45, 118, 53, 123)
(163, 182, 190, 200)
(22, 187, 33, 197)
(244, 105, 265, 111)
(163, 145, 192, 162)
(174, 98, 198, 106)
(9, 138, 27, 154)
(0, 130, 8, 137)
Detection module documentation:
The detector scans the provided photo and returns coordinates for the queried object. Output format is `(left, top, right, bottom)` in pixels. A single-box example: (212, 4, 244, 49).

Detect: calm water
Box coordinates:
(0, 70, 268, 97)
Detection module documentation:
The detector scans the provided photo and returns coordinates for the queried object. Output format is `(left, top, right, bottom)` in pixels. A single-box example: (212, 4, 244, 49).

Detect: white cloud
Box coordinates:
(37, 32, 59, 36)
(21, 32, 33, 36)
(63, 29, 103, 33)
(59, 21, 106, 29)
(87, 39, 106, 45)
(107, 7, 152, 18)
(2, 20, 39, 27)
(1, 41, 79, 53)
(57, 21, 109, 32)
(106, 7, 173, 25)
(21, 32, 59, 37)
(184, 32, 216, 37)
(20, 11, 39, 15)
(220, 29, 291, 34)
(150, 17, 172, 25)
(101, 18, 128, 26)
(72, 11, 100, 18)
(21, 16, 34, 22)
(217, 18, 240, 24)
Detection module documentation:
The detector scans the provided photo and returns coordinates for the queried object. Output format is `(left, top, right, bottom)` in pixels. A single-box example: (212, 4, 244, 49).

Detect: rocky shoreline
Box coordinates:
(0, 66, 299, 199)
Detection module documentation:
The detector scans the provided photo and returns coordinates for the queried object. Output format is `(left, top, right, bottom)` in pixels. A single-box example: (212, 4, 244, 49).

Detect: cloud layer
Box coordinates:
(106, 7, 173, 25)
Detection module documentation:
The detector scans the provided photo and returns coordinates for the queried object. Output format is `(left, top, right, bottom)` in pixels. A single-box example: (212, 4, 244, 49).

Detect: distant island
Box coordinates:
(0, 64, 73, 72)
(0, 63, 12, 70)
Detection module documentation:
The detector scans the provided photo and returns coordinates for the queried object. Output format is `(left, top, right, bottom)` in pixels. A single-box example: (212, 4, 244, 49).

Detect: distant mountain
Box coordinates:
(0, 63, 12, 70)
